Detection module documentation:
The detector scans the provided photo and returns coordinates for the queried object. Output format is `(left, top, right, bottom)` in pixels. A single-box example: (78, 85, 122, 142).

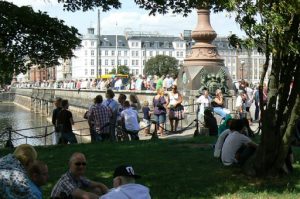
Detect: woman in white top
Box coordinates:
(196, 88, 212, 122)
(167, 85, 183, 133)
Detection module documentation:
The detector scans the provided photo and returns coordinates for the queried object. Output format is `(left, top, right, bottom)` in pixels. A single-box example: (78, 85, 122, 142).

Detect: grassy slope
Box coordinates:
(1, 136, 300, 199)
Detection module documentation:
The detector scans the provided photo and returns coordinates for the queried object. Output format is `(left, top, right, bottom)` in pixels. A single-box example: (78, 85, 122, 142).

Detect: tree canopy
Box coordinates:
(144, 55, 179, 77)
(110, 65, 130, 75)
(0, 1, 81, 79)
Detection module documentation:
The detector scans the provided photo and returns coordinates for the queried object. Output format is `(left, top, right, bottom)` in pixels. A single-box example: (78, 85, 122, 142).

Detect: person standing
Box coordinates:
(121, 101, 140, 140)
(52, 97, 62, 144)
(103, 89, 119, 141)
(196, 88, 212, 123)
(88, 95, 112, 141)
(156, 75, 164, 90)
(56, 99, 77, 144)
(153, 88, 167, 136)
(167, 85, 183, 133)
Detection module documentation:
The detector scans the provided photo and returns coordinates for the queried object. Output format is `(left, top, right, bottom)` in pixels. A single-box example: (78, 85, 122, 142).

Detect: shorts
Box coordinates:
(154, 114, 166, 125)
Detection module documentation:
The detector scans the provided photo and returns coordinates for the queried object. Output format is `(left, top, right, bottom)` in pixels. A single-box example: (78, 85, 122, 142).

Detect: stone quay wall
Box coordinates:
(11, 88, 237, 129)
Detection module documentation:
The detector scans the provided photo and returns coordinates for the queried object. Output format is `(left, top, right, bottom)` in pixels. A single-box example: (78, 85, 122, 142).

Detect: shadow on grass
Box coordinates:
(1, 136, 300, 198)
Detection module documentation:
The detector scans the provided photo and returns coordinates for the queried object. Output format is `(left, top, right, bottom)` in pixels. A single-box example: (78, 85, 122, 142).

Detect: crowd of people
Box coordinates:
(0, 144, 151, 199)
(12, 74, 178, 92)
(51, 85, 185, 144)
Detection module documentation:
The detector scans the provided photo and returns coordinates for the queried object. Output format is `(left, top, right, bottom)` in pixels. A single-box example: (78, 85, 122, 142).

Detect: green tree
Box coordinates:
(144, 55, 179, 77)
(0, 1, 81, 76)
(2, 0, 299, 176)
(109, 65, 130, 75)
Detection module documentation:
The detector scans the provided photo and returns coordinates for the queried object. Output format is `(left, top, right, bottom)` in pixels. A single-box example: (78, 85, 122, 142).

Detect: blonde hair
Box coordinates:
(13, 144, 37, 167)
(157, 88, 164, 96)
(143, 100, 149, 107)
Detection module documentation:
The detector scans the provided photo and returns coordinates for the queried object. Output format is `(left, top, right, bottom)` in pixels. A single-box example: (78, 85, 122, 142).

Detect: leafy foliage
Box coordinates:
(0, 1, 81, 75)
(144, 55, 179, 76)
(109, 65, 130, 75)
(58, 0, 121, 12)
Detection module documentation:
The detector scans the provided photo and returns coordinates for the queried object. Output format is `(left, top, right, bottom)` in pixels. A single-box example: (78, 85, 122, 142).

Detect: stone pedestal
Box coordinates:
(178, 9, 232, 95)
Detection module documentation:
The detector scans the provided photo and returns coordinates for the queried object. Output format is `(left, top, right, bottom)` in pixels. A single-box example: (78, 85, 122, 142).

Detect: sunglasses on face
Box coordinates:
(74, 162, 87, 166)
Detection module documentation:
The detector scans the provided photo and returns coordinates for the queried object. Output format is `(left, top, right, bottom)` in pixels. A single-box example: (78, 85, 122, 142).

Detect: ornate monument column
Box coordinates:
(178, 9, 232, 95)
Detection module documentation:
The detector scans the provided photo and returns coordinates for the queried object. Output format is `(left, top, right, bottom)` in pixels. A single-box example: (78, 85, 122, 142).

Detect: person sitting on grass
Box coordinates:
(51, 152, 108, 199)
(100, 165, 151, 199)
(0, 144, 38, 199)
(28, 160, 49, 199)
(121, 100, 140, 140)
(221, 119, 258, 166)
(218, 115, 233, 136)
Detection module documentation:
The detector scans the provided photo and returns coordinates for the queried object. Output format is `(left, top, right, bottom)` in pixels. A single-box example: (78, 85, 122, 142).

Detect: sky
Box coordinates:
(6, 0, 245, 37)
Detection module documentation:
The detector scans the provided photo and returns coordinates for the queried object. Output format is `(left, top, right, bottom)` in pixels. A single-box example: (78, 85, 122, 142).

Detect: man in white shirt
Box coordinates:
(221, 119, 257, 166)
(100, 165, 151, 199)
(121, 101, 140, 140)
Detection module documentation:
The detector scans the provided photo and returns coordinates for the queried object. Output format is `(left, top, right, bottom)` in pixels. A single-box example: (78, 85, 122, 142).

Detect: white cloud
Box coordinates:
(4, 0, 244, 37)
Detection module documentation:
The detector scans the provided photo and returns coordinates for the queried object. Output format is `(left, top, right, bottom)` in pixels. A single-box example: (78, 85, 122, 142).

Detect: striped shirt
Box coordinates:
(51, 171, 91, 198)
(89, 103, 112, 134)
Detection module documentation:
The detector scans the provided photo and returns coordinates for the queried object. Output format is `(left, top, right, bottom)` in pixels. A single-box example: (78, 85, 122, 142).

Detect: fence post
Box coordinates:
(5, 126, 14, 148)
(151, 120, 159, 140)
(44, 126, 47, 146)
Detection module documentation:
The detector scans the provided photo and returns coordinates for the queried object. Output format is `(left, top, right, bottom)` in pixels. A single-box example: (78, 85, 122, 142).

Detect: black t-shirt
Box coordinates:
(57, 109, 73, 133)
(52, 107, 62, 125)
(142, 107, 150, 120)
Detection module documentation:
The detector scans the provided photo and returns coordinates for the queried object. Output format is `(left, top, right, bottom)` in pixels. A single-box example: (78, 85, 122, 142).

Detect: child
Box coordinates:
(142, 100, 151, 136)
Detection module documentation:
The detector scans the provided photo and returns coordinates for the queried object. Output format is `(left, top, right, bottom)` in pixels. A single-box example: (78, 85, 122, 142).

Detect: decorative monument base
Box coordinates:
(177, 9, 232, 96)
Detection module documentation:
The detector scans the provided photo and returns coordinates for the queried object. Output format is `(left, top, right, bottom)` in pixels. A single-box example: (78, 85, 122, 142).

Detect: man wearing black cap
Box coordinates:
(100, 165, 151, 199)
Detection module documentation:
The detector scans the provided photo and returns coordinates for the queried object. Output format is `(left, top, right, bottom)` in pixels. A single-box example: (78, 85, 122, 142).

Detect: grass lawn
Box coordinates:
(1, 136, 300, 199)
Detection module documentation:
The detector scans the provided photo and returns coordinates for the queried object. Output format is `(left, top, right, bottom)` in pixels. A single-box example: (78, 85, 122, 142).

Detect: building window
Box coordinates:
(91, 69, 94, 75)
(105, 69, 109, 74)
(124, 60, 128, 65)
(105, 59, 108, 65)
(124, 51, 128, 56)
(131, 42, 135, 47)
(136, 60, 139, 66)
(136, 51, 139, 56)
(118, 51, 121, 56)
(105, 50, 108, 56)
(91, 41, 95, 46)
(176, 52, 180, 57)
(111, 60, 115, 66)
(91, 50, 94, 56)
(132, 60, 135, 65)
(180, 52, 183, 57)
(99, 59, 102, 65)
(111, 50, 115, 56)
(85, 50, 87, 56)
(91, 59, 94, 66)
(85, 69, 88, 75)
(84, 59, 87, 66)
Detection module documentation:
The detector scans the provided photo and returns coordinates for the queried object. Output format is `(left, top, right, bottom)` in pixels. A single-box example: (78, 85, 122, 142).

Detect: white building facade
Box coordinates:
(68, 28, 270, 83)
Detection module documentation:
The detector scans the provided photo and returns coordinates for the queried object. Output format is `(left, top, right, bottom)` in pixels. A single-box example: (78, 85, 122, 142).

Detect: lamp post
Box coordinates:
(240, 60, 245, 80)
(115, 21, 118, 74)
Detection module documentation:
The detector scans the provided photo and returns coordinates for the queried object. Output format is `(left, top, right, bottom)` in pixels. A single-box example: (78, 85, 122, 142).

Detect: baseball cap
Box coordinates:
(113, 165, 141, 179)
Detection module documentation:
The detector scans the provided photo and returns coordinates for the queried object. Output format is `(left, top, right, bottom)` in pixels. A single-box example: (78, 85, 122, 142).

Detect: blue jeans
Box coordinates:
(213, 107, 228, 118)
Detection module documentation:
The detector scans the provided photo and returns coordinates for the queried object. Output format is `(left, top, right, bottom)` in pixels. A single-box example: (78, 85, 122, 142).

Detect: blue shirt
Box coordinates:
(28, 179, 42, 199)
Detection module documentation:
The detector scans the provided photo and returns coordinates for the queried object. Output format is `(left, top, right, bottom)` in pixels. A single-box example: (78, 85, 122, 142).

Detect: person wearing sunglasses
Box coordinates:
(51, 152, 108, 199)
